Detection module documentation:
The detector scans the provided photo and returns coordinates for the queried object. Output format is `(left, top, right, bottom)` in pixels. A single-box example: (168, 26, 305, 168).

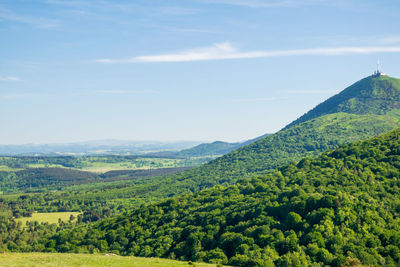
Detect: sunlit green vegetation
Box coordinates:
(3, 75, 400, 266)
(31, 129, 400, 265)
(0, 253, 219, 267)
(16, 212, 81, 225)
(3, 128, 400, 265)
(0, 155, 212, 173)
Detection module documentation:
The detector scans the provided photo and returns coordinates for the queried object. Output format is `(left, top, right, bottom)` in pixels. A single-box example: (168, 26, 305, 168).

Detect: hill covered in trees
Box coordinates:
(184, 74, 400, 179)
(64, 74, 400, 204)
(5, 74, 400, 211)
(9, 128, 400, 266)
(149, 134, 270, 158)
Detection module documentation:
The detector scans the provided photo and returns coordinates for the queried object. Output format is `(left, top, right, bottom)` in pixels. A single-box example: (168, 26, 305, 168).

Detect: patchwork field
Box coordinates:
(16, 212, 81, 225)
(0, 253, 220, 267)
(0, 156, 190, 173)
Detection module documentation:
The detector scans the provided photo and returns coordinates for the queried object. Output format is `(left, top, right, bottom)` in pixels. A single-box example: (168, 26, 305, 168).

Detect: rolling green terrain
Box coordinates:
(0, 155, 207, 173)
(30, 128, 400, 266)
(151, 134, 270, 158)
(0, 253, 218, 267)
(3, 74, 400, 266)
(152, 141, 242, 158)
(3, 75, 400, 217)
(4, 128, 400, 265)
(27, 74, 400, 210)
(0, 153, 211, 193)
(0, 166, 194, 194)
(106, 74, 400, 202)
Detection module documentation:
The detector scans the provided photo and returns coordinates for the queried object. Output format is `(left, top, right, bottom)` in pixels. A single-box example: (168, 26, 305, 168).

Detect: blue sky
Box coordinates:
(1, 0, 400, 144)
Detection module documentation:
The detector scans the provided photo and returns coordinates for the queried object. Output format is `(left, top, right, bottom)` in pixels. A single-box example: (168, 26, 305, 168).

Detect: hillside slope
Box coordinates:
(103, 75, 400, 200)
(286, 74, 400, 128)
(159, 75, 400, 183)
(13, 74, 400, 207)
(41, 128, 400, 266)
(150, 134, 270, 158)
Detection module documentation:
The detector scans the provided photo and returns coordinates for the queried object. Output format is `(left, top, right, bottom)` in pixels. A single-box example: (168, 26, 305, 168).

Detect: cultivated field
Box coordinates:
(16, 212, 81, 225)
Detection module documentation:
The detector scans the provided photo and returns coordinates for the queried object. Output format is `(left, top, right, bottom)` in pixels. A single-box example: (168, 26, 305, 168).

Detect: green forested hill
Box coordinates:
(24, 128, 400, 266)
(4, 75, 400, 214)
(196, 75, 400, 178)
(150, 134, 270, 158)
(96, 75, 400, 201)
(286, 74, 400, 127)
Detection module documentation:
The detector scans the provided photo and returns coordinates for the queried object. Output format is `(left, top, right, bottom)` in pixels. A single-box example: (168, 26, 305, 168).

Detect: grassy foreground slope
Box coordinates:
(40, 128, 400, 266)
(0, 253, 218, 267)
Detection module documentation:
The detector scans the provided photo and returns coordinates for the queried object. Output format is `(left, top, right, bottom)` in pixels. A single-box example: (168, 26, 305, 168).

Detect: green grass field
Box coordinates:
(16, 212, 81, 225)
(0, 157, 188, 173)
(77, 158, 182, 173)
(0, 253, 219, 267)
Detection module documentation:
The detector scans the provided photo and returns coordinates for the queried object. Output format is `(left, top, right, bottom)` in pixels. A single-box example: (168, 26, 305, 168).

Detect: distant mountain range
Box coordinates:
(150, 134, 270, 158)
(0, 140, 202, 156)
(0, 135, 270, 158)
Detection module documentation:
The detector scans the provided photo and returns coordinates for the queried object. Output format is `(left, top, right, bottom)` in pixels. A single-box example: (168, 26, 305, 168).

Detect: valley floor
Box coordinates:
(0, 253, 219, 267)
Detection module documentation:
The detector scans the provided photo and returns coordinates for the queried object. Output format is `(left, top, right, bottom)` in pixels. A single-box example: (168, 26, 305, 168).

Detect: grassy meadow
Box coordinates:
(0, 253, 220, 267)
(0, 156, 187, 173)
(16, 212, 81, 225)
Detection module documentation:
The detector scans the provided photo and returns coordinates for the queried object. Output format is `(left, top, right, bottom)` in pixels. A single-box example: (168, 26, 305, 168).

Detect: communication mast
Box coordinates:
(374, 59, 385, 76)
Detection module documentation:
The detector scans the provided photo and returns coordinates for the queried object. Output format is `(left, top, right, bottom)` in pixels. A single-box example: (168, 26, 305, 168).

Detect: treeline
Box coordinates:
(3, 128, 400, 265)
(0, 167, 193, 193)
(3, 112, 399, 218)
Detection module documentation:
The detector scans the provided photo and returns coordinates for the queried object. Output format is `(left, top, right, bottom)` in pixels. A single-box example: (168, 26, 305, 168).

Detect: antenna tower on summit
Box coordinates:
(377, 59, 380, 74)
(374, 59, 385, 76)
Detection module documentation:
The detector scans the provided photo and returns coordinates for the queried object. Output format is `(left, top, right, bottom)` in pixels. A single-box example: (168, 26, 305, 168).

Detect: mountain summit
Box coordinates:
(286, 75, 400, 128)
(89, 73, 400, 203)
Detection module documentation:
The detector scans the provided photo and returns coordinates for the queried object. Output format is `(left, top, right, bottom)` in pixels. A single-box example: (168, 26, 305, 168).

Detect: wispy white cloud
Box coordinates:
(198, 0, 343, 8)
(199, 0, 298, 8)
(96, 42, 400, 64)
(163, 26, 214, 33)
(0, 7, 58, 28)
(0, 76, 21, 82)
(96, 90, 157, 95)
(231, 96, 288, 103)
(284, 89, 338, 95)
(160, 6, 198, 15)
(378, 36, 400, 45)
(0, 93, 28, 100)
(43, 0, 92, 7)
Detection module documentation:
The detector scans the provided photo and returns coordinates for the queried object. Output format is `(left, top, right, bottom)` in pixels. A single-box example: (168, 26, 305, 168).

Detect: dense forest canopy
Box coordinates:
(3, 128, 400, 266)
(3, 75, 400, 266)
(113, 75, 400, 201)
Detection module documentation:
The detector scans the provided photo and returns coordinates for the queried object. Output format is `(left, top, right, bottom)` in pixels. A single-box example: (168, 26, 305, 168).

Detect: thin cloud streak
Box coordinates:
(198, 0, 345, 8)
(96, 90, 157, 95)
(96, 42, 400, 64)
(284, 89, 338, 95)
(231, 96, 288, 103)
(378, 36, 400, 45)
(0, 7, 58, 28)
(199, 0, 300, 8)
(0, 93, 28, 100)
(0, 76, 21, 82)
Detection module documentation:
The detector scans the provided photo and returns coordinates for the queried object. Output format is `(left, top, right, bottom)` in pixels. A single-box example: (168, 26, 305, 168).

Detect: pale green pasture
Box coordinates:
(0, 253, 218, 267)
(16, 212, 81, 225)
